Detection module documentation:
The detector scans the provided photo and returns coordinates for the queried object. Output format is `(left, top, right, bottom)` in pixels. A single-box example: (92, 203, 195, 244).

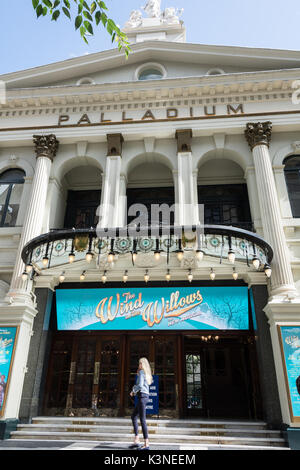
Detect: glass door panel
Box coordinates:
(155, 338, 176, 409)
(185, 354, 203, 411)
(127, 338, 150, 409)
(73, 337, 96, 408)
(98, 339, 121, 409)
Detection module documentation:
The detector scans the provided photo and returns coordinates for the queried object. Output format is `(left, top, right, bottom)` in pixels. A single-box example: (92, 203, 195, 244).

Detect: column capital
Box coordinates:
(33, 134, 59, 161)
(107, 133, 124, 157)
(245, 121, 272, 150)
(175, 129, 193, 153)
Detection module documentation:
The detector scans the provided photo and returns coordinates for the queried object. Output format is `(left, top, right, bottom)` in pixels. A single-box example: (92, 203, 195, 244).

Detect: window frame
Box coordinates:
(0, 169, 25, 227)
(134, 62, 167, 81)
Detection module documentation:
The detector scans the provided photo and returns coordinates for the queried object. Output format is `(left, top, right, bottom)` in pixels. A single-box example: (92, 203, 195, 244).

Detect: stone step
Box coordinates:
(10, 430, 287, 447)
(16, 423, 283, 439)
(31, 416, 269, 430)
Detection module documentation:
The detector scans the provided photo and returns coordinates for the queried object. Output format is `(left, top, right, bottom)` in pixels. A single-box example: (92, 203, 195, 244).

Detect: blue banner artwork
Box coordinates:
(0, 327, 17, 415)
(279, 326, 300, 420)
(56, 286, 249, 331)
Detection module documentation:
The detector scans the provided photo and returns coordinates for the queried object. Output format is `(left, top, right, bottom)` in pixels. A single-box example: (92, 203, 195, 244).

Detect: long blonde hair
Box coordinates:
(139, 357, 153, 385)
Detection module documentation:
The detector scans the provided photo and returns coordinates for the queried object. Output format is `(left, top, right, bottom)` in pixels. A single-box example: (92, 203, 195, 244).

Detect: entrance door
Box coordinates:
(184, 339, 253, 419)
(125, 335, 177, 417)
(44, 334, 122, 417)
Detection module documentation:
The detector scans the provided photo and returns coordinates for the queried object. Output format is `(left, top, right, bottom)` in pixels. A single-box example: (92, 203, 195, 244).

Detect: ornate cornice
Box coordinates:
(245, 121, 272, 150)
(33, 134, 59, 160)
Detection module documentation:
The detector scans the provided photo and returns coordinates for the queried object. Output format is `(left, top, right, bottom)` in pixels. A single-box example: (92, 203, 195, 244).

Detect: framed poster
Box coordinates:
(278, 326, 300, 423)
(56, 286, 250, 331)
(0, 326, 19, 417)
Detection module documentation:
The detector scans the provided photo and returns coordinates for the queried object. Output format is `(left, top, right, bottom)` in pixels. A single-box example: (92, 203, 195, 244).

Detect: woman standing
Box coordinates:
(129, 357, 153, 450)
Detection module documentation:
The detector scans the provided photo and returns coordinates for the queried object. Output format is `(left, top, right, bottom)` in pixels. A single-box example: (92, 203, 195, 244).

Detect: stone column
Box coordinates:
(245, 122, 297, 299)
(5, 134, 59, 305)
(98, 134, 123, 229)
(176, 129, 198, 226)
(118, 174, 127, 227)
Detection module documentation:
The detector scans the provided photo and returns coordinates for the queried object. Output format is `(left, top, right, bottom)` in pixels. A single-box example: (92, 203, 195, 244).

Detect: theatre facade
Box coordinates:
(0, 5, 300, 447)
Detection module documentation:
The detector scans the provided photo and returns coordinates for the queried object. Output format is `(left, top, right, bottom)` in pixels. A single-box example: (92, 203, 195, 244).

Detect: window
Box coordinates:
(197, 184, 253, 231)
(206, 68, 225, 76)
(0, 169, 25, 227)
(139, 68, 163, 81)
(76, 77, 96, 86)
(284, 155, 300, 217)
(135, 63, 166, 81)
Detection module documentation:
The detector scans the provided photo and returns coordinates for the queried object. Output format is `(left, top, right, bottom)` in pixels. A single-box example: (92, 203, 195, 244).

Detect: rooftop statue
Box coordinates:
(142, 0, 162, 18)
(124, 1, 184, 29)
(161, 7, 184, 24)
(124, 10, 143, 29)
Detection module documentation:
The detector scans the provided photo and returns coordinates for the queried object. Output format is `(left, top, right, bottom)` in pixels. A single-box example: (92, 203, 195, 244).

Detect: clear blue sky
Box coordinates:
(1, 0, 300, 74)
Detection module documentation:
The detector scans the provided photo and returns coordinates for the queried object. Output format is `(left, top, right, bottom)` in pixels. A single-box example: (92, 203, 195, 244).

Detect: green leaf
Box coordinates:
(32, 0, 40, 9)
(36, 4, 44, 17)
(42, 0, 53, 7)
(53, 0, 60, 7)
(84, 20, 93, 35)
(83, 10, 93, 21)
(95, 10, 101, 25)
(63, 0, 70, 7)
(98, 1, 108, 10)
(52, 9, 60, 20)
(90, 2, 96, 14)
(62, 6, 71, 18)
(75, 15, 83, 29)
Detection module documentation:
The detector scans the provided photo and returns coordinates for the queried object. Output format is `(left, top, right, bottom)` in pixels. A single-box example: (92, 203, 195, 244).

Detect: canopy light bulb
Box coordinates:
(85, 252, 93, 263)
(252, 257, 260, 270)
(108, 252, 115, 263)
(196, 250, 204, 261)
(26, 264, 33, 274)
(123, 271, 128, 283)
(188, 270, 193, 283)
(132, 252, 137, 262)
(42, 256, 49, 267)
(59, 272, 65, 283)
(264, 264, 272, 278)
(144, 270, 150, 283)
(80, 271, 86, 281)
(69, 253, 75, 263)
(22, 271, 28, 282)
(210, 269, 216, 281)
(228, 250, 235, 264)
(177, 250, 184, 261)
(101, 271, 107, 283)
(232, 269, 238, 281)
(154, 251, 161, 261)
(166, 270, 171, 282)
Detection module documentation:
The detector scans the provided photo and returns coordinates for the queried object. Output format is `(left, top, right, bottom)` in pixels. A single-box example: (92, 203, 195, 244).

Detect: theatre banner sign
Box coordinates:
(56, 286, 249, 331)
(278, 326, 300, 423)
(0, 326, 18, 417)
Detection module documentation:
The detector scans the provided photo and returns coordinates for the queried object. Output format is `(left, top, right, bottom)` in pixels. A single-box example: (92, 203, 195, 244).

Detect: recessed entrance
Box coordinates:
(43, 332, 261, 420)
(184, 337, 258, 419)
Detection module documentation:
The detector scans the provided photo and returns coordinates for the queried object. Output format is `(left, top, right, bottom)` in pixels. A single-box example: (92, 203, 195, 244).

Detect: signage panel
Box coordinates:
(0, 327, 18, 417)
(278, 326, 300, 423)
(134, 375, 159, 415)
(56, 286, 249, 331)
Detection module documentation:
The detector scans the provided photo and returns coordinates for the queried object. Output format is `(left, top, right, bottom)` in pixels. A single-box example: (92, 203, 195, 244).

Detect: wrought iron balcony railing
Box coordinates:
(21, 224, 273, 280)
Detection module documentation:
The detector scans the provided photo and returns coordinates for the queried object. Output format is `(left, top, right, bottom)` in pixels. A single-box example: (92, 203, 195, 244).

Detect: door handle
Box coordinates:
(94, 362, 100, 384)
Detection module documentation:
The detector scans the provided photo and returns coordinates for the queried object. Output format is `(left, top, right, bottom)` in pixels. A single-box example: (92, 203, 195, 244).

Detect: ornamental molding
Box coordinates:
(244, 121, 273, 150)
(0, 71, 297, 114)
(33, 134, 59, 160)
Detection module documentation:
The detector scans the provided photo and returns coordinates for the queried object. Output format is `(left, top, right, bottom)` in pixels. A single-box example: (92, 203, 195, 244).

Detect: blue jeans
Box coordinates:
(131, 393, 149, 439)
